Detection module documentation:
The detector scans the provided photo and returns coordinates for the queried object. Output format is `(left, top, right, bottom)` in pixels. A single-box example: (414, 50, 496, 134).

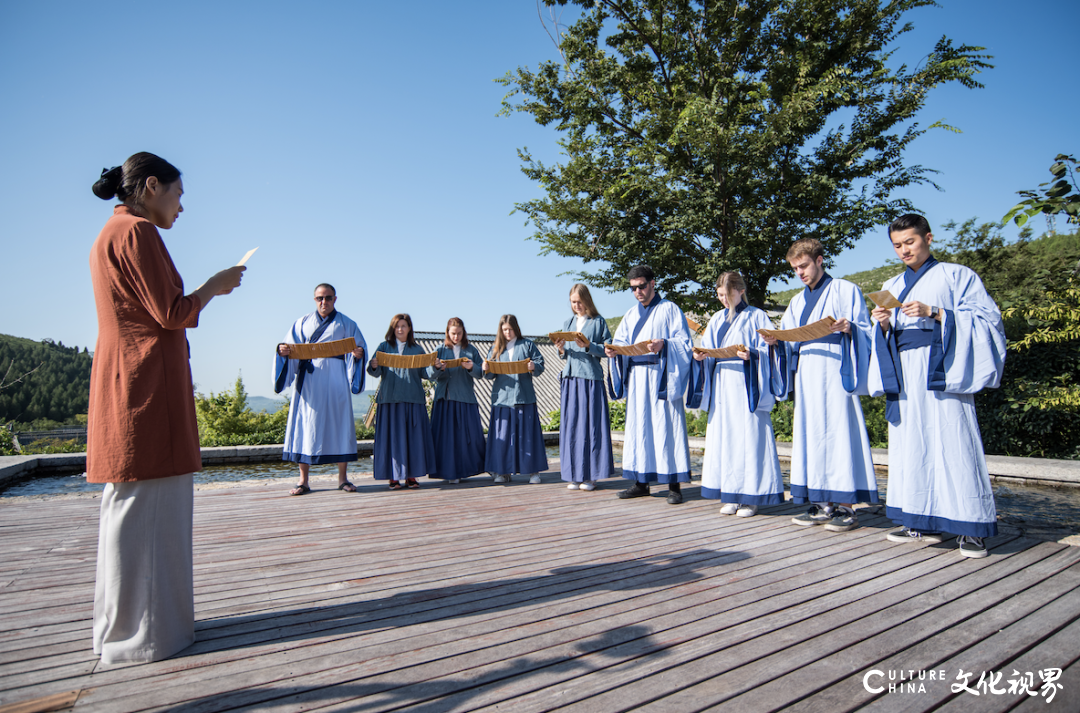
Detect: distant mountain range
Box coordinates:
(247, 392, 376, 416)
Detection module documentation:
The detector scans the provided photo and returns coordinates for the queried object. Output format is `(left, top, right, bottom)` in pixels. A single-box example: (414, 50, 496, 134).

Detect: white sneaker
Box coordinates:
(580, 482, 595, 491)
(449, 479, 460, 484)
(736, 505, 758, 518)
(567, 482, 579, 490)
(529, 474, 541, 484)
(493, 474, 508, 483)
(719, 503, 739, 515)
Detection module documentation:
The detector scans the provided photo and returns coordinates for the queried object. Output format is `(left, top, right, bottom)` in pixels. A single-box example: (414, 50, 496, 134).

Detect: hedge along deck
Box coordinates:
(1, 461, 1078, 713)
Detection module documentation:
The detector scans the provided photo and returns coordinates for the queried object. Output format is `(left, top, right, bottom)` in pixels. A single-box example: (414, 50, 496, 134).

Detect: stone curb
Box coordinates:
(2, 432, 1076, 489)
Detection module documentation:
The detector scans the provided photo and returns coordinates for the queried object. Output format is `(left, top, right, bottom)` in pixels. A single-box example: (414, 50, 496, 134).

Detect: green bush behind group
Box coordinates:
(3, 223, 1078, 460)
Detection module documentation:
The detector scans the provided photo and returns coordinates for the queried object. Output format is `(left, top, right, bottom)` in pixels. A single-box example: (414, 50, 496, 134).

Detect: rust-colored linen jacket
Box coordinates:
(87, 205, 202, 482)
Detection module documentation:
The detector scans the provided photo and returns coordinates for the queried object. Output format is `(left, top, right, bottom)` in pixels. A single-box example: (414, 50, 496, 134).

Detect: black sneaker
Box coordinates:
(886, 528, 944, 544)
(824, 507, 858, 532)
(791, 505, 832, 527)
(666, 490, 684, 505)
(618, 483, 650, 499)
(957, 535, 988, 559)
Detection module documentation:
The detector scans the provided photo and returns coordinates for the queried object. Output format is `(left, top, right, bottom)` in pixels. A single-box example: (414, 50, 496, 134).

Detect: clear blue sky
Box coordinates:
(1, 0, 1075, 398)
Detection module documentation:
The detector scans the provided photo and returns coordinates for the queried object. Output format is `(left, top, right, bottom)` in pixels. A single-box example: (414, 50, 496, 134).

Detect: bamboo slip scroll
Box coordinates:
(485, 359, 532, 375)
(440, 358, 467, 369)
(286, 337, 357, 360)
(548, 331, 587, 344)
(376, 352, 438, 369)
(606, 341, 655, 356)
(693, 344, 748, 359)
(757, 316, 837, 342)
(867, 290, 903, 309)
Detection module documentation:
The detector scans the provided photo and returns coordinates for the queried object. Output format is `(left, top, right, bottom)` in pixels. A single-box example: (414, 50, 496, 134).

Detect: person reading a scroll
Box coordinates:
(689, 272, 784, 517)
(483, 314, 549, 483)
(868, 214, 1005, 559)
(89, 152, 245, 664)
(762, 239, 878, 532)
(367, 313, 437, 489)
(554, 284, 615, 491)
(274, 284, 367, 495)
(426, 318, 487, 484)
(605, 265, 693, 504)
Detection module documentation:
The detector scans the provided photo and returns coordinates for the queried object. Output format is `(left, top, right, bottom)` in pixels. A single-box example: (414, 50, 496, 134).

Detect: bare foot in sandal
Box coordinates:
(338, 481, 357, 492)
(290, 483, 311, 496)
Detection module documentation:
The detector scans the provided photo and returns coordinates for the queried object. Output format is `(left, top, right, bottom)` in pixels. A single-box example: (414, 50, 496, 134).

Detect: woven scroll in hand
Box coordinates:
(485, 359, 532, 375)
(377, 351, 438, 369)
(606, 341, 654, 356)
(548, 331, 586, 344)
(693, 344, 748, 359)
(757, 316, 837, 342)
(440, 357, 467, 369)
(867, 290, 903, 309)
(286, 337, 357, 360)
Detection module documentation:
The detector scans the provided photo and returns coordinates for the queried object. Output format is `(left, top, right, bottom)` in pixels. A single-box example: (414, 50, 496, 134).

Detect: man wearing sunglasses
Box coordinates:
(605, 265, 693, 504)
(274, 284, 367, 496)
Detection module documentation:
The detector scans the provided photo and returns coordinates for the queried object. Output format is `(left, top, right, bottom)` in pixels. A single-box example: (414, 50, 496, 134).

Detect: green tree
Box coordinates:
(499, 0, 991, 310)
(194, 375, 290, 447)
(1003, 154, 1080, 233)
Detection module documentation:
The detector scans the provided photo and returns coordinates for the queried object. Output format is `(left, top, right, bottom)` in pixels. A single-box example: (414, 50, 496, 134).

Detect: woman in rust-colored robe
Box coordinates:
(88, 152, 244, 664)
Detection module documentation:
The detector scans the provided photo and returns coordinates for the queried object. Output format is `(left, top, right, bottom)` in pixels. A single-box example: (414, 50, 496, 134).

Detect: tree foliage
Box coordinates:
(499, 0, 991, 310)
(0, 334, 93, 426)
(1003, 154, 1080, 231)
(194, 375, 290, 447)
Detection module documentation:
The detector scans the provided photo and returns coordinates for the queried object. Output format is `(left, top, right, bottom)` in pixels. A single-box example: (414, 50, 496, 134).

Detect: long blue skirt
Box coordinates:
(373, 402, 436, 481)
(559, 377, 614, 482)
(486, 404, 549, 475)
(430, 399, 486, 479)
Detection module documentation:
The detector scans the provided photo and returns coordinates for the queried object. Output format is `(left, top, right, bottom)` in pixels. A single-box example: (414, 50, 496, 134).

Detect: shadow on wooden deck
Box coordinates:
(1, 470, 1079, 712)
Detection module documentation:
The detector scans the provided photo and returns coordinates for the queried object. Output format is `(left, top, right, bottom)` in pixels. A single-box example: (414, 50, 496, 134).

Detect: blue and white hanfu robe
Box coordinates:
(868, 259, 1006, 538)
(274, 311, 366, 464)
(609, 296, 692, 484)
(773, 275, 878, 504)
(690, 302, 784, 505)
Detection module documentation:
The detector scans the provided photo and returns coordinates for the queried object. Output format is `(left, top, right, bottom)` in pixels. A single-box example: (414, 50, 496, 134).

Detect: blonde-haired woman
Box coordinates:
(689, 273, 784, 516)
(483, 315, 548, 483)
(555, 284, 614, 490)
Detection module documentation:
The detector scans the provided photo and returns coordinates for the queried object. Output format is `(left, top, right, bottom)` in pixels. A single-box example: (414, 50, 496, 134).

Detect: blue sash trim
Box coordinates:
(607, 295, 667, 401)
(927, 309, 953, 392)
(792, 273, 832, 372)
(768, 343, 788, 398)
(273, 353, 290, 394)
(878, 258, 940, 425)
(700, 486, 784, 505)
(687, 351, 760, 413)
(281, 450, 359, 465)
(621, 468, 691, 484)
(789, 484, 880, 505)
(295, 312, 339, 397)
(886, 505, 998, 539)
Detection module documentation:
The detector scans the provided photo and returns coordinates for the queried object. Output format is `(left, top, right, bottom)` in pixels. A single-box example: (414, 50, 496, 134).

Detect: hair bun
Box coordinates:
(92, 165, 123, 200)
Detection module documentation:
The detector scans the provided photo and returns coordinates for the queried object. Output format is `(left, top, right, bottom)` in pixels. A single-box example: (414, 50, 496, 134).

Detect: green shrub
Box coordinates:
(685, 410, 708, 437)
(195, 375, 289, 447)
(20, 437, 85, 455)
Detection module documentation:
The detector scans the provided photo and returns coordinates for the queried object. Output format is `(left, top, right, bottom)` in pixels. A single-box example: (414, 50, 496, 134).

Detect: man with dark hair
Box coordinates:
(762, 238, 879, 532)
(274, 284, 367, 495)
(869, 214, 1005, 558)
(605, 265, 693, 504)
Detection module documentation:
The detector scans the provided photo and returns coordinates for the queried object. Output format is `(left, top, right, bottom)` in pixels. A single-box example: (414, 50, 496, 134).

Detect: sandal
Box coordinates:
(389, 480, 402, 490)
(406, 478, 420, 489)
(290, 483, 311, 496)
(338, 481, 357, 492)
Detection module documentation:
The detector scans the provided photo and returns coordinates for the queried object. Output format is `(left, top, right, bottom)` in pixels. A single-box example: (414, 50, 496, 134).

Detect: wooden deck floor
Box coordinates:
(2, 466, 1079, 713)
